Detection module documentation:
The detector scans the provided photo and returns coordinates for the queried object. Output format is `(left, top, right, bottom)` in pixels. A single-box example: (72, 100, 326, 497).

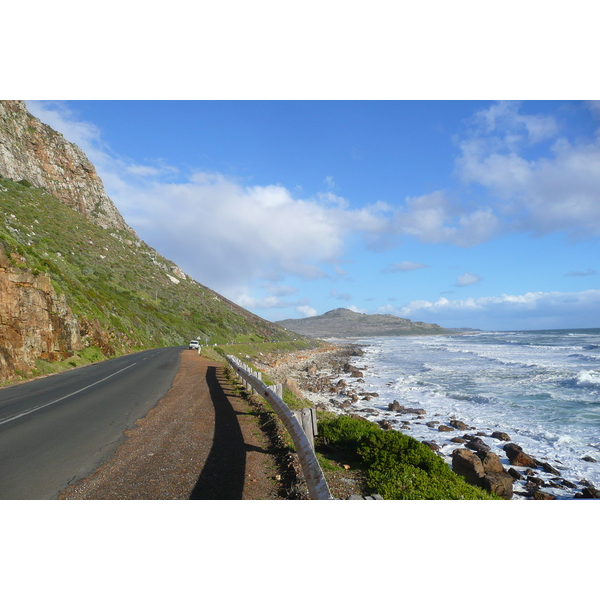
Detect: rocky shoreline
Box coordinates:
(254, 342, 600, 500)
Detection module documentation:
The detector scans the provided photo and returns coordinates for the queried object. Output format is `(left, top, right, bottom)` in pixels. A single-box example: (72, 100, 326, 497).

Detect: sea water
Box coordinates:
(348, 329, 600, 498)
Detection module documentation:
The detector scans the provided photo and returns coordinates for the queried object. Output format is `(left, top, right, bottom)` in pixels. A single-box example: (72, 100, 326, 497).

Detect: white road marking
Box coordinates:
(0, 362, 138, 426)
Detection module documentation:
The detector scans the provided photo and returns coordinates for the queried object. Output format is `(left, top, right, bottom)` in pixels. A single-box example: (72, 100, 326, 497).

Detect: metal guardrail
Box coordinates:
(226, 355, 334, 500)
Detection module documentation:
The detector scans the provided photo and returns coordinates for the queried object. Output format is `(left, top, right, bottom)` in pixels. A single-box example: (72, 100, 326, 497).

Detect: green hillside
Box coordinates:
(1, 175, 301, 356)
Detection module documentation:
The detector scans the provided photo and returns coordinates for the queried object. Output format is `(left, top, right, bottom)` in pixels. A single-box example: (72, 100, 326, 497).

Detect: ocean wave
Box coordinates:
(576, 370, 600, 388)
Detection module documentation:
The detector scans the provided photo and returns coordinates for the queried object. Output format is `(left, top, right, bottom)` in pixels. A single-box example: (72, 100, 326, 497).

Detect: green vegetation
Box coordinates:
(0, 176, 305, 368)
(316, 414, 498, 499)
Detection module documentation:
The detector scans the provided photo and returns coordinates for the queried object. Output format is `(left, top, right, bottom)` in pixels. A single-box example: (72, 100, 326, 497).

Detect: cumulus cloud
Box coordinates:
(394, 289, 600, 330)
(456, 272, 483, 287)
(296, 305, 317, 317)
(392, 192, 501, 247)
(456, 101, 600, 239)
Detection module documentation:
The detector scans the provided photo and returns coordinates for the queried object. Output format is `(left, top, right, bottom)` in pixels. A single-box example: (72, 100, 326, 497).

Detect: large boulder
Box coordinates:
(452, 448, 485, 486)
(452, 448, 513, 499)
(480, 472, 514, 500)
(503, 443, 537, 468)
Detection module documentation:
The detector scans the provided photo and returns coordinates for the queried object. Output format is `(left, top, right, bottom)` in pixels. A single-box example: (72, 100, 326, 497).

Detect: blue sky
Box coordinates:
(24, 99, 600, 331)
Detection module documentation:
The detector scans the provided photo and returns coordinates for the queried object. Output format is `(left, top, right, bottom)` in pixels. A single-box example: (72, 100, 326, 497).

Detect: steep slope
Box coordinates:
(0, 101, 130, 232)
(276, 307, 452, 338)
(0, 102, 301, 382)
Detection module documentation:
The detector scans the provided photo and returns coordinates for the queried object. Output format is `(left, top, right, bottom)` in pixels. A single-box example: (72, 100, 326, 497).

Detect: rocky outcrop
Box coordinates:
(0, 243, 82, 380)
(503, 443, 538, 468)
(0, 101, 132, 232)
(451, 447, 514, 499)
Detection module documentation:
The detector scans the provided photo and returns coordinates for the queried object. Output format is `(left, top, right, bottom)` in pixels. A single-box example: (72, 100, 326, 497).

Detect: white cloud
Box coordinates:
(394, 289, 600, 331)
(393, 192, 501, 247)
(296, 305, 317, 317)
(456, 272, 483, 287)
(346, 305, 366, 313)
(457, 101, 600, 239)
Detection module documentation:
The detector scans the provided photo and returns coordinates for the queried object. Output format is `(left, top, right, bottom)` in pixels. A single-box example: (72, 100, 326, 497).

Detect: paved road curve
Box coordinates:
(0, 347, 183, 499)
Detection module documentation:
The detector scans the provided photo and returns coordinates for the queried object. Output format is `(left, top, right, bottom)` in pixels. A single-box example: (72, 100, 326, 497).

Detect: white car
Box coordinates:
(189, 340, 200, 350)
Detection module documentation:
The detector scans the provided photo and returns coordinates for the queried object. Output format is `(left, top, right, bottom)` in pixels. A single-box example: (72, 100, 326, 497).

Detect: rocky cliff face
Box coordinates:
(0, 100, 131, 232)
(0, 242, 81, 380)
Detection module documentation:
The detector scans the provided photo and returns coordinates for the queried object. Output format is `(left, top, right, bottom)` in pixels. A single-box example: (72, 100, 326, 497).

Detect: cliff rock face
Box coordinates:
(0, 100, 132, 232)
(0, 243, 81, 380)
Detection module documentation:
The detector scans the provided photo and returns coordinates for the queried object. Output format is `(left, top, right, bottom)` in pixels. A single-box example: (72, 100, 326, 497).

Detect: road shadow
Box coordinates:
(189, 366, 246, 499)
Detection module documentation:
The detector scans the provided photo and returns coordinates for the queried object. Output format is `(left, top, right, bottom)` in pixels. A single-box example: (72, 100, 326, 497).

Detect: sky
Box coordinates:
(24, 99, 600, 331)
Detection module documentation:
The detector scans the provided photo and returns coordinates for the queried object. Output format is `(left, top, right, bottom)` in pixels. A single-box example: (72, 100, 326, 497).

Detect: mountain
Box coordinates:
(276, 307, 453, 338)
(0, 101, 301, 381)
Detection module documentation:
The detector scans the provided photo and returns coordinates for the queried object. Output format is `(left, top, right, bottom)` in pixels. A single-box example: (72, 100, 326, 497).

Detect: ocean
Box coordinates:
(347, 328, 600, 499)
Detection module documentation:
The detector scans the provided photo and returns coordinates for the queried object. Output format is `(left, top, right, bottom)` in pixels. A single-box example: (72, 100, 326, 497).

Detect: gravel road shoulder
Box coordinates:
(59, 350, 288, 500)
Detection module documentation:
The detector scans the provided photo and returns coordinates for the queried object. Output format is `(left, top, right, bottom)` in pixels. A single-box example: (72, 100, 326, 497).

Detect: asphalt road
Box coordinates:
(0, 347, 183, 499)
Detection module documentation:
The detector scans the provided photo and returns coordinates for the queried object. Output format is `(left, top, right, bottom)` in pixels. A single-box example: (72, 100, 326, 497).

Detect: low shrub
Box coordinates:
(318, 415, 497, 500)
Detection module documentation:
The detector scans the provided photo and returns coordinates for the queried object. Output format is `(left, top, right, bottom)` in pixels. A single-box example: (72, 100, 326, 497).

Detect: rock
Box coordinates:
(426, 421, 439, 428)
(580, 486, 600, 499)
(527, 475, 545, 486)
(480, 472, 514, 500)
(449, 419, 469, 431)
(439, 424, 454, 432)
(508, 468, 523, 480)
(503, 443, 537, 468)
(388, 400, 404, 412)
(452, 448, 486, 485)
(582, 456, 598, 463)
(452, 448, 513, 499)
(532, 491, 556, 500)
(350, 370, 364, 378)
(537, 461, 560, 476)
(422, 440, 440, 452)
(450, 437, 466, 443)
(378, 420, 393, 430)
(477, 450, 505, 474)
(404, 408, 426, 415)
(491, 431, 511, 441)
(0, 244, 83, 380)
(555, 478, 577, 489)
(465, 437, 491, 453)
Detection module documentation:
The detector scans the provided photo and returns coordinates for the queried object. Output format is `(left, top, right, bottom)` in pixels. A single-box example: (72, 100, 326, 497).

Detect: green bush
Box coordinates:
(318, 415, 497, 500)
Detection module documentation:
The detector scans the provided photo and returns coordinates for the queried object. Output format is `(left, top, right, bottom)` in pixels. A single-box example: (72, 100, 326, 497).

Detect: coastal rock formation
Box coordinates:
(451, 447, 514, 499)
(0, 101, 131, 232)
(0, 243, 81, 379)
(503, 443, 537, 468)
